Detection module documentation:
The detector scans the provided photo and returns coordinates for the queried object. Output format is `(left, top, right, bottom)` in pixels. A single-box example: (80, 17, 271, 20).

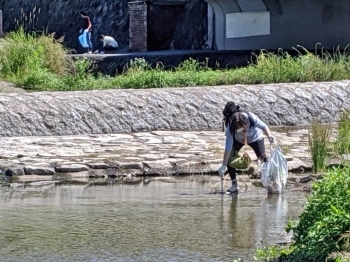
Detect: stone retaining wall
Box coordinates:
(0, 81, 349, 137)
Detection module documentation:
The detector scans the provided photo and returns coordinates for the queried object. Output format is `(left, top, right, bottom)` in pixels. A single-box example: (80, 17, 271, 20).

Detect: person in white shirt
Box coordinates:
(97, 34, 119, 53)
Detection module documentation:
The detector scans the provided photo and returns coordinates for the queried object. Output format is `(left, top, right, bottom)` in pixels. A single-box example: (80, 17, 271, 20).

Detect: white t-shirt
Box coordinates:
(103, 36, 118, 48)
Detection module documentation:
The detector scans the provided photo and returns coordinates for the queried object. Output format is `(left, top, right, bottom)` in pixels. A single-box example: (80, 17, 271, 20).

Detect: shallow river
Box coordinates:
(0, 179, 306, 262)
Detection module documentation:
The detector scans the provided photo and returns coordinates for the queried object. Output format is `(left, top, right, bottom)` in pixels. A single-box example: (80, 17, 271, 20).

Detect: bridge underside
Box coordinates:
(128, 0, 350, 51)
(204, 0, 350, 51)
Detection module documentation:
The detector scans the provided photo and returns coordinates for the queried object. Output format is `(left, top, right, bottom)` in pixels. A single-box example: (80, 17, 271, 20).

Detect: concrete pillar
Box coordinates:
(207, 4, 214, 49)
(128, 1, 148, 51)
(203, 0, 226, 50)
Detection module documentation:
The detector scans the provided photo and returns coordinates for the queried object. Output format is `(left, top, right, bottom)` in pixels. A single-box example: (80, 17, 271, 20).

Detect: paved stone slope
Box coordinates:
(0, 81, 349, 137)
(1, 129, 312, 180)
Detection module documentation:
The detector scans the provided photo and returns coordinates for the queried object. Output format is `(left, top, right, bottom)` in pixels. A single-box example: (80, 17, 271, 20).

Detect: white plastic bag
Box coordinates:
(261, 144, 288, 194)
(78, 30, 89, 48)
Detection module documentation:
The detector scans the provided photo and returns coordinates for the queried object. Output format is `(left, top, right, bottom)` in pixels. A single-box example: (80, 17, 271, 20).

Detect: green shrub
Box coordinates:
(254, 246, 294, 262)
(285, 167, 350, 262)
(254, 168, 350, 262)
(176, 57, 210, 72)
(308, 120, 332, 172)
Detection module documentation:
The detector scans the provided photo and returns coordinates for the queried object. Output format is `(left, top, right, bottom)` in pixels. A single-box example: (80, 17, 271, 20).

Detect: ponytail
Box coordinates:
(222, 101, 241, 127)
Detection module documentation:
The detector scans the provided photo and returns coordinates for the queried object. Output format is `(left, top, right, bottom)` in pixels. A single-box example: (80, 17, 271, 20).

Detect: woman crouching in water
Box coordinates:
(218, 102, 276, 193)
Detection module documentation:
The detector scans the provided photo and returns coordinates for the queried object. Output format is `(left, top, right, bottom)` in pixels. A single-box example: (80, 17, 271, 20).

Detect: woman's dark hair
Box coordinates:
(80, 10, 88, 16)
(98, 34, 105, 40)
(222, 101, 247, 135)
(229, 112, 248, 135)
(223, 101, 240, 127)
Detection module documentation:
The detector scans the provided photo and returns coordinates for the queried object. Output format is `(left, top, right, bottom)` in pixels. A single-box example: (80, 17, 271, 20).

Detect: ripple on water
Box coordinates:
(0, 181, 306, 262)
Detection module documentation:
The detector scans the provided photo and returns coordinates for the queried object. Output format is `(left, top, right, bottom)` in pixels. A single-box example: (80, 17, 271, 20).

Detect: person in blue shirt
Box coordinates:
(218, 101, 276, 193)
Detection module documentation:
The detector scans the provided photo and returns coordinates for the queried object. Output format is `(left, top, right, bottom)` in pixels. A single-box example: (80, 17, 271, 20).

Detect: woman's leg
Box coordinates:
(99, 41, 104, 53)
(87, 32, 92, 52)
(227, 139, 244, 180)
(248, 138, 268, 162)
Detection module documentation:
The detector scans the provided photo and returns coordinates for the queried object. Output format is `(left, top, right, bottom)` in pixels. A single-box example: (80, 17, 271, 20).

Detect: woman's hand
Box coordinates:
(263, 126, 276, 144)
(268, 135, 276, 144)
(218, 164, 227, 177)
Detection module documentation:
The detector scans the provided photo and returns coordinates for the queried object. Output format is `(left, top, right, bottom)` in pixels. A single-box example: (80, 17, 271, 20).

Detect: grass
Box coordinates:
(308, 120, 332, 172)
(1, 29, 350, 91)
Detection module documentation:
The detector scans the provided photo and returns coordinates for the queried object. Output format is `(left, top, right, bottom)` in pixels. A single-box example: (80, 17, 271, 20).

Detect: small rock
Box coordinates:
(24, 166, 55, 176)
(67, 171, 90, 178)
(118, 162, 143, 170)
(299, 175, 311, 183)
(87, 162, 109, 169)
(16, 175, 54, 182)
(288, 159, 313, 171)
(143, 160, 173, 169)
(5, 167, 24, 176)
(169, 153, 194, 158)
(327, 158, 343, 168)
(144, 138, 162, 144)
(138, 154, 166, 160)
(200, 159, 224, 165)
(162, 136, 186, 144)
(55, 164, 89, 173)
(181, 134, 198, 139)
(284, 155, 294, 161)
(310, 173, 323, 180)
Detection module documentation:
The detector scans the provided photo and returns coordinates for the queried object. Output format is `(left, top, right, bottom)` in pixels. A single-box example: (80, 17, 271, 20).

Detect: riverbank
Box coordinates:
(1, 129, 315, 187)
(2, 30, 350, 91)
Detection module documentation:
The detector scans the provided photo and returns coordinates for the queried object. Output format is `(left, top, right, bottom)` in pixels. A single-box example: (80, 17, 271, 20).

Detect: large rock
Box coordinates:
(4, 167, 24, 176)
(24, 166, 55, 175)
(55, 164, 89, 173)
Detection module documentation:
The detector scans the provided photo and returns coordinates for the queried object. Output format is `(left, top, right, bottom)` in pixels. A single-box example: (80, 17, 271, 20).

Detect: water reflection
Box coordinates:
(0, 181, 305, 262)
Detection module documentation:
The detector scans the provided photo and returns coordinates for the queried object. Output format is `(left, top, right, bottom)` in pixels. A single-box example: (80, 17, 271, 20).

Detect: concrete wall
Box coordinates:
(206, 0, 350, 50)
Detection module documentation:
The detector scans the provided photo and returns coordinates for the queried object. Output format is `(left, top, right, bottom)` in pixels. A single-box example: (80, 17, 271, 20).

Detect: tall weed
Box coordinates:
(308, 120, 332, 172)
(336, 110, 350, 155)
(0, 27, 70, 82)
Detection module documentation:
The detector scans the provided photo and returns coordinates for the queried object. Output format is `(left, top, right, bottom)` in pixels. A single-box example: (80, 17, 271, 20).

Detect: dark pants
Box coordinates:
(99, 44, 118, 53)
(228, 138, 267, 180)
(86, 31, 92, 52)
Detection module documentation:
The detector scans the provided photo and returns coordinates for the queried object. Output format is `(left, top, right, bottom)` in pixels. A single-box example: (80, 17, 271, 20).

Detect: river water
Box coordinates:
(0, 178, 306, 262)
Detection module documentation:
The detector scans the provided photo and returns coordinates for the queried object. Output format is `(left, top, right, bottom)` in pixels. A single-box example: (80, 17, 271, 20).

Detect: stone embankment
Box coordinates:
(2, 129, 312, 185)
(0, 81, 349, 137)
